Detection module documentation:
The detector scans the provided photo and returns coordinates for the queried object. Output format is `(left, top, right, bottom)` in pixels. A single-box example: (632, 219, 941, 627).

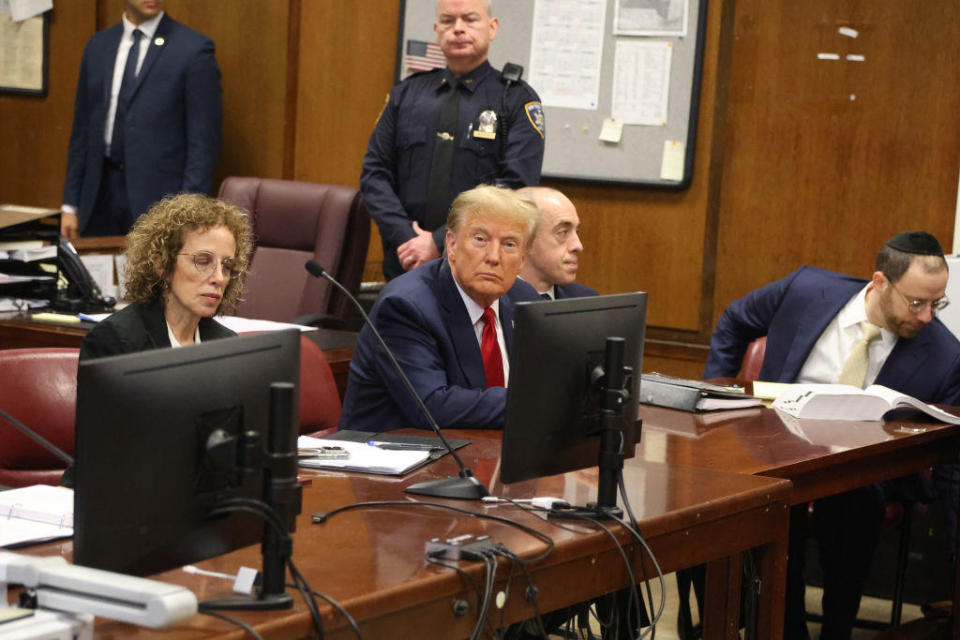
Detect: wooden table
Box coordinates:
(0, 313, 355, 400)
(635, 402, 960, 635)
(24, 430, 791, 639)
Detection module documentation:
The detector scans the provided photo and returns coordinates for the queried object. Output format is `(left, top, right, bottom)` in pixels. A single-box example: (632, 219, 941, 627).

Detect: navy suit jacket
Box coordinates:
(554, 282, 597, 299)
(704, 266, 960, 405)
(63, 14, 221, 232)
(340, 259, 540, 431)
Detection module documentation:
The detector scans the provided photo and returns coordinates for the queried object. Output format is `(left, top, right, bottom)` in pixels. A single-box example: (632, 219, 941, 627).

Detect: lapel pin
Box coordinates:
(154, 36, 165, 46)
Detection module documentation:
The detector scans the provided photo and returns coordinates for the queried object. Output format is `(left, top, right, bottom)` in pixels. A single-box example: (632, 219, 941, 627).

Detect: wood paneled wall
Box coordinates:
(1, 0, 957, 377)
(0, 4, 95, 207)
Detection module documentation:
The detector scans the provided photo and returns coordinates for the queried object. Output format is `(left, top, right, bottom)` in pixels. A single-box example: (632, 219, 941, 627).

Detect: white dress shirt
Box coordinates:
(796, 285, 897, 386)
(453, 281, 510, 385)
(166, 321, 201, 348)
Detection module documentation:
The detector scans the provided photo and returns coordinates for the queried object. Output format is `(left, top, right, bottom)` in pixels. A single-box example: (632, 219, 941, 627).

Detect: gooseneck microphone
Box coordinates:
(304, 260, 488, 500)
(0, 408, 74, 466)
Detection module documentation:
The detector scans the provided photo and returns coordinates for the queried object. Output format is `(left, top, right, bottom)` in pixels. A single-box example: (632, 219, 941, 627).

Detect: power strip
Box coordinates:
(425, 534, 501, 561)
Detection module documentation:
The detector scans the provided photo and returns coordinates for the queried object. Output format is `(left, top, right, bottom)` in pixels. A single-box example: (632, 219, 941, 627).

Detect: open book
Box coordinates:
(0, 485, 74, 548)
(772, 384, 960, 424)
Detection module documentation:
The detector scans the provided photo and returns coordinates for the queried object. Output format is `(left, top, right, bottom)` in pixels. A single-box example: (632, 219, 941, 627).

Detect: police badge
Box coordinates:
(473, 109, 498, 140)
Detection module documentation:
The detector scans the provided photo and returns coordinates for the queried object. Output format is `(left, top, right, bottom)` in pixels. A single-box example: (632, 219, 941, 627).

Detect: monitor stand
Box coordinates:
(552, 337, 632, 521)
(202, 383, 300, 611)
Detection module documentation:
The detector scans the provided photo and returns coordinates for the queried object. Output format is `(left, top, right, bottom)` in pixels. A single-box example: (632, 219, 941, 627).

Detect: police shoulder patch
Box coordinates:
(524, 102, 545, 138)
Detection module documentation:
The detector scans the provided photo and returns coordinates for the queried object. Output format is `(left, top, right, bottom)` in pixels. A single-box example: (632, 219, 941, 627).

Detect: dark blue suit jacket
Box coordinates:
(63, 14, 221, 232)
(704, 266, 960, 405)
(360, 61, 544, 279)
(340, 259, 540, 431)
(554, 282, 597, 299)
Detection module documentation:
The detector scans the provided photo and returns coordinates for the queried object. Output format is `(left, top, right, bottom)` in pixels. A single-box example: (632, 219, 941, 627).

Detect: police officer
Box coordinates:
(360, 0, 545, 280)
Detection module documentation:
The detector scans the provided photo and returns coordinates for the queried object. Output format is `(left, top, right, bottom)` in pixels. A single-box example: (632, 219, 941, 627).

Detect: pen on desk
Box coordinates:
(367, 441, 439, 451)
(77, 313, 99, 323)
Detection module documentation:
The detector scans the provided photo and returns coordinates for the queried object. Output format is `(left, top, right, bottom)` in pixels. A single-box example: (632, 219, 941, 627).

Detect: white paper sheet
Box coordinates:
(612, 39, 672, 125)
(614, 0, 688, 37)
(9, 0, 50, 22)
(527, 0, 606, 110)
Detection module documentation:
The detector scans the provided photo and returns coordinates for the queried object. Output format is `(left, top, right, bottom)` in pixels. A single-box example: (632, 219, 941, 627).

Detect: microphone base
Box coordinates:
(404, 475, 490, 501)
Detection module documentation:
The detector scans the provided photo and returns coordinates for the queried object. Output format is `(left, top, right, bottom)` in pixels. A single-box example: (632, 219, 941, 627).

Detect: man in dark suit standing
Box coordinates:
(518, 186, 595, 299)
(61, 0, 221, 238)
(340, 185, 540, 431)
(705, 231, 960, 640)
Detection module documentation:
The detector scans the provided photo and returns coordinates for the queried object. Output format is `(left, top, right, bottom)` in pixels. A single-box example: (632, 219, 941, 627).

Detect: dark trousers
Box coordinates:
(83, 159, 137, 236)
(784, 485, 885, 640)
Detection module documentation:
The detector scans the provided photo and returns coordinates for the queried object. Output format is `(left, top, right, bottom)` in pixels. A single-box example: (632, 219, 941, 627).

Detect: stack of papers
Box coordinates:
(0, 485, 74, 548)
(297, 435, 431, 476)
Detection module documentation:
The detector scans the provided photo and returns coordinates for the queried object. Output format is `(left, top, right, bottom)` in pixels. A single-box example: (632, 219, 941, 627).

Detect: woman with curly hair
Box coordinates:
(79, 193, 254, 360)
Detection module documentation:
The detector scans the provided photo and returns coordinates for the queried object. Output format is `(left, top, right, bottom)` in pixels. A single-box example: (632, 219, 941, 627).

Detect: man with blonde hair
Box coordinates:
(340, 185, 540, 431)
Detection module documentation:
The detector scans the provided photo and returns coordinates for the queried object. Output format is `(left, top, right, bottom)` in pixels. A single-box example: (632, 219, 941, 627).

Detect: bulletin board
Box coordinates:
(397, 0, 709, 188)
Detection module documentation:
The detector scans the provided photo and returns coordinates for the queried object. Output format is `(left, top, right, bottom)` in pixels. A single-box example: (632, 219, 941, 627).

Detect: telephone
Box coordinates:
(51, 237, 116, 313)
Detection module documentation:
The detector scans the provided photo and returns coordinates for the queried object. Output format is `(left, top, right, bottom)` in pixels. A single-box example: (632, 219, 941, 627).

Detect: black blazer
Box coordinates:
(79, 299, 236, 361)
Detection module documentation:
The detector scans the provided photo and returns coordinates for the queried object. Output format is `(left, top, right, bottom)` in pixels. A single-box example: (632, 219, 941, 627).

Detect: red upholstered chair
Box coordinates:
(737, 336, 767, 381)
(298, 335, 341, 439)
(0, 348, 79, 487)
(217, 177, 370, 327)
(237, 332, 340, 438)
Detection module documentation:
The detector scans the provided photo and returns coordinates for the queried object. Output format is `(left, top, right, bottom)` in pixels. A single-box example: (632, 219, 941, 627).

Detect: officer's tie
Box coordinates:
(837, 322, 882, 388)
(424, 76, 460, 231)
(110, 28, 143, 164)
(480, 307, 504, 388)
(540, 293, 551, 300)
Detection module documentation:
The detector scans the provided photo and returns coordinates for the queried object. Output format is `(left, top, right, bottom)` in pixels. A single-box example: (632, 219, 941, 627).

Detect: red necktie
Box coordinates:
(480, 307, 504, 388)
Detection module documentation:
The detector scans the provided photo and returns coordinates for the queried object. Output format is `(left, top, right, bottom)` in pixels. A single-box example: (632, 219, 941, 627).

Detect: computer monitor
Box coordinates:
(73, 330, 301, 588)
(501, 293, 647, 509)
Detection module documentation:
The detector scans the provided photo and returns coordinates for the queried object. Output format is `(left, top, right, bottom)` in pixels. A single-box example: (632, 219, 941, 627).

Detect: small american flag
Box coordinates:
(403, 40, 445, 76)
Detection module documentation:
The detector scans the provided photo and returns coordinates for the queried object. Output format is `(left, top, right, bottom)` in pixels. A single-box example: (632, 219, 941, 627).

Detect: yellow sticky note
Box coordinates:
(660, 140, 685, 181)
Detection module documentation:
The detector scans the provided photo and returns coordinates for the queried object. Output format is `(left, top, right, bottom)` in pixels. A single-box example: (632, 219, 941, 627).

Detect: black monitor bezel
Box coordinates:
(500, 292, 647, 484)
(73, 330, 300, 577)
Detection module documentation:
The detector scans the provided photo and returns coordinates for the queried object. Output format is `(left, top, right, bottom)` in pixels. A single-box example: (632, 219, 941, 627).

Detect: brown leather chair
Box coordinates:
(0, 348, 78, 487)
(218, 177, 370, 327)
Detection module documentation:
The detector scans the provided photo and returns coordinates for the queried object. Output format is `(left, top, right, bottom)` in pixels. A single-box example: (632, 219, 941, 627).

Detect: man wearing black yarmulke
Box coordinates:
(705, 231, 960, 640)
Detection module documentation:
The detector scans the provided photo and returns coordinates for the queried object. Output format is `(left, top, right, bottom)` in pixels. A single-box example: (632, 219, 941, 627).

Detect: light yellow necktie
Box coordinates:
(837, 322, 882, 388)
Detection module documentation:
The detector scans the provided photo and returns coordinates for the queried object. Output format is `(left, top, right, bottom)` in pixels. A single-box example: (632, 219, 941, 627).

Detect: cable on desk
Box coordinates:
(288, 584, 364, 640)
(209, 498, 326, 640)
(608, 489, 666, 638)
(313, 499, 556, 560)
(425, 554, 484, 606)
(197, 606, 265, 640)
(493, 545, 549, 640)
(488, 496, 627, 638)
(617, 471, 663, 637)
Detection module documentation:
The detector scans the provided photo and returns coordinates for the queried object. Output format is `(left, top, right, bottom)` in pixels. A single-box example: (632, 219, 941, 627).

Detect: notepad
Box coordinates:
(0, 485, 74, 548)
(297, 435, 431, 476)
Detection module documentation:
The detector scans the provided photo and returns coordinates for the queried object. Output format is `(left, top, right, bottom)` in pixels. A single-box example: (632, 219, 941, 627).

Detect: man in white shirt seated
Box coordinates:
(705, 231, 960, 640)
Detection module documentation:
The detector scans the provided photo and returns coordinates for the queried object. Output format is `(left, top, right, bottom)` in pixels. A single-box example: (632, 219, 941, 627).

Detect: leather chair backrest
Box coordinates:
(299, 335, 341, 438)
(737, 336, 767, 382)
(218, 177, 370, 324)
(0, 348, 79, 487)
(237, 333, 340, 439)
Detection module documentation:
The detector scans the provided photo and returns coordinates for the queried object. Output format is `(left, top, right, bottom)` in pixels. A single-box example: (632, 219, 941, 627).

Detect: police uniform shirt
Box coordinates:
(360, 60, 545, 270)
